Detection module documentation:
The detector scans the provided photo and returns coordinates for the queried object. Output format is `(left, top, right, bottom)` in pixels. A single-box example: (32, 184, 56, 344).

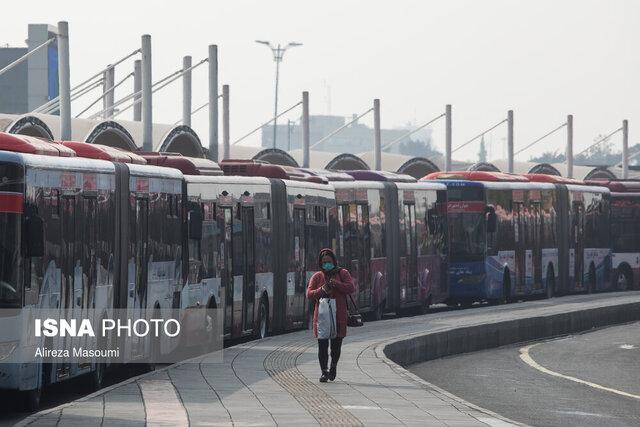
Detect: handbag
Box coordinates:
(346, 294, 364, 327)
(317, 298, 337, 339)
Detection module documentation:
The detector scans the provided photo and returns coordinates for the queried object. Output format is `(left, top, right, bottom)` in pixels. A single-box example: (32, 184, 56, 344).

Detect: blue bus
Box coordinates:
(422, 171, 612, 305)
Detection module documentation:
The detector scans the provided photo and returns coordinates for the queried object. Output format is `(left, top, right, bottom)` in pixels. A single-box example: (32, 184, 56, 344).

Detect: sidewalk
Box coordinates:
(18, 292, 640, 427)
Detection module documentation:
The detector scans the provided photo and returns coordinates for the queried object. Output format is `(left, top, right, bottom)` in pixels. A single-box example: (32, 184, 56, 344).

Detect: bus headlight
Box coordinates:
(0, 341, 18, 361)
(457, 274, 486, 285)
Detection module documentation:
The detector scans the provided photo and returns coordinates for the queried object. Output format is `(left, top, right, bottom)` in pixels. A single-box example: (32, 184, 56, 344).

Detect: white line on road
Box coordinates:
(519, 344, 640, 401)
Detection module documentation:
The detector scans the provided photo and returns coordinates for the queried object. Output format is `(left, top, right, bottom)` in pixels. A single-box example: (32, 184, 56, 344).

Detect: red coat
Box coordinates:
(307, 268, 355, 338)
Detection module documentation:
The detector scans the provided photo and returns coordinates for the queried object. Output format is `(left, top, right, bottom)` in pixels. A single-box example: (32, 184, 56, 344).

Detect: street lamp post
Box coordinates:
(256, 40, 302, 149)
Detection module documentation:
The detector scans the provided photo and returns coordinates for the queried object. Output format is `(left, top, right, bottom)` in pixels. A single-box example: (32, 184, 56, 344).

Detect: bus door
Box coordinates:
(79, 197, 97, 365)
(131, 197, 148, 359)
(531, 201, 543, 290)
(242, 207, 256, 332)
(58, 195, 76, 378)
(347, 204, 361, 304)
(292, 207, 306, 325)
(221, 207, 233, 337)
(357, 204, 371, 308)
(513, 201, 525, 293)
(336, 204, 349, 266)
(403, 203, 418, 303)
(572, 201, 585, 287)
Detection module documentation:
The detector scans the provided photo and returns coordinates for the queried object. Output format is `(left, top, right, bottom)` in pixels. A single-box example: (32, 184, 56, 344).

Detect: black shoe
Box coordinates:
(319, 370, 329, 383)
(329, 365, 337, 381)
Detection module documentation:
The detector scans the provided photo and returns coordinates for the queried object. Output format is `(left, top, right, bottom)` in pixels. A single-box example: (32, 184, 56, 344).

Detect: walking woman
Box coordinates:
(307, 248, 355, 382)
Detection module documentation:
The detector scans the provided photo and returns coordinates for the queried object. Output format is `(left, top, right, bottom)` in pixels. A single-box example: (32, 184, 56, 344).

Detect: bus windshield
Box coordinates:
(448, 212, 485, 260)
(0, 163, 23, 308)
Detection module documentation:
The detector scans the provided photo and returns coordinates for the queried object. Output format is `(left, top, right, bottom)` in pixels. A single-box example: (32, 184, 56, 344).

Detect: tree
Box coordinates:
(395, 138, 442, 158)
(529, 150, 566, 163)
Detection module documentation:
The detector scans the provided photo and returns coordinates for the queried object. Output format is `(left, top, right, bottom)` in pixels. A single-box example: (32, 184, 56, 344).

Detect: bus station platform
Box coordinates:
(18, 292, 640, 427)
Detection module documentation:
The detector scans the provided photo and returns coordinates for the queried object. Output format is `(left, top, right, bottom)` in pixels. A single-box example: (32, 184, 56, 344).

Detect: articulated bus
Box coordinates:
(586, 179, 640, 290)
(309, 169, 448, 318)
(422, 171, 612, 305)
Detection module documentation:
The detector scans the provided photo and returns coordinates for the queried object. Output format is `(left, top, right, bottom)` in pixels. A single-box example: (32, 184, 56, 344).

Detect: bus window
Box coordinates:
(448, 205, 485, 261)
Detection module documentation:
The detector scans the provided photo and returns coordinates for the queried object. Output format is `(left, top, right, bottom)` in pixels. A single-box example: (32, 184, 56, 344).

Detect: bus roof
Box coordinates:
(63, 141, 147, 164)
(141, 152, 223, 176)
(298, 168, 355, 181)
(584, 179, 640, 192)
(346, 170, 416, 182)
(524, 173, 584, 184)
(422, 171, 529, 182)
(0, 132, 76, 157)
(220, 160, 327, 184)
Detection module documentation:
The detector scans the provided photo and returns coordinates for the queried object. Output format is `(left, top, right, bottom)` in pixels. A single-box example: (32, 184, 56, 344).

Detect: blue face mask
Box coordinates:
(322, 262, 335, 271)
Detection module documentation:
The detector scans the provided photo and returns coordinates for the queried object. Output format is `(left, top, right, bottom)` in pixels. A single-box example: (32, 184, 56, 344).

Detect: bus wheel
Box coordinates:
(615, 268, 632, 291)
(90, 361, 105, 392)
(502, 271, 511, 304)
(23, 387, 41, 412)
(257, 298, 268, 339)
(546, 269, 555, 299)
(373, 300, 385, 321)
(419, 296, 432, 315)
(588, 265, 596, 293)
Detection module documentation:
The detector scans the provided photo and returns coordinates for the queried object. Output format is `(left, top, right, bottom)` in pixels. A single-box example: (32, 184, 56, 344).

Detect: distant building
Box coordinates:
(261, 114, 433, 156)
(0, 24, 59, 114)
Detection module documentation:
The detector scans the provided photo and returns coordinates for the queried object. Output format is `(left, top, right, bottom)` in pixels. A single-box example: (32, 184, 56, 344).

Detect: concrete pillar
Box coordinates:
(208, 45, 219, 162)
(57, 21, 71, 140)
(445, 104, 452, 171)
(182, 56, 192, 127)
(133, 60, 142, 121)
(507, 110, 514, 173)
(566, 115, 574, 178)
(141, 34, 153, 151)
(103, 65, 115, 119)
(222, 84, 230, 160)
(373, 99, 381, 171)
(622, 119, 629, 179)
(302, 91, 310, 168)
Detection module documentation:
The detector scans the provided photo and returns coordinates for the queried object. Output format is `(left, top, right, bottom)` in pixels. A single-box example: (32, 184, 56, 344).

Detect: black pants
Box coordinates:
(318, 337, 343, 371)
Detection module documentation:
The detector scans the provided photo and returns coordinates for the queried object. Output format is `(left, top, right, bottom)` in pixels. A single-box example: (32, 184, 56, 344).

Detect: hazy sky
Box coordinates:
(3, 0, 639, 162)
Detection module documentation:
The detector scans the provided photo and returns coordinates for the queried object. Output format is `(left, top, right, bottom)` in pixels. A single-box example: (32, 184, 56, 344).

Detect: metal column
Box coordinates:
(133, 59, 142, 121)
(373, 99, 381, 171)
(103, 65, 115, 119)
(182, 56, 192, 127)
(208, 45, 219, 161)
(445, 104, 452, 171)
(302, 91, 310, 168)
(622, 119, 629, 179)
(141, 34, 153, 151)
(57, 21, 72, 140)
(222, 84, 230, 160)
(566, 115, 574, 178)
(507, 110, 514, 173)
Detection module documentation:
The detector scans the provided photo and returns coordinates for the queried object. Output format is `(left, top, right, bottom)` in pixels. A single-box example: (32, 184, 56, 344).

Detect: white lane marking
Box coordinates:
(519, 344, 640, 401)
(620, 344, 635, 350)
(138, 378, 190, 426)
(341, 405, 382, 410)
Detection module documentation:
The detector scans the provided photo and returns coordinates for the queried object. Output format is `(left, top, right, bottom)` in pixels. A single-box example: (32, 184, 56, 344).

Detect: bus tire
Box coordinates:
(502, 270, 511, 304)
(257, 297, 268, 339)
(373, 300, 385, 321)
(23, 387, 41, 412)
(419, 296, 432, 315)
(588, 264, 596, 293)
(546, 267, 555, 299)
(615, 266, 632, 291)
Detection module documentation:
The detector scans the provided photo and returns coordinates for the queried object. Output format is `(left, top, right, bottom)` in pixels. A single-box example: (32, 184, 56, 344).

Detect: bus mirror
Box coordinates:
(427, 208, 436, 233)
(25, 215, 44, 258)
(486, 206, 497, 233)
(188, 209, 203, 240)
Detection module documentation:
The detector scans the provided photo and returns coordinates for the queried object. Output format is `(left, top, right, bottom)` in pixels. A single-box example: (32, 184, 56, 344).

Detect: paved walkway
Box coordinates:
(18, 292, 640, 427)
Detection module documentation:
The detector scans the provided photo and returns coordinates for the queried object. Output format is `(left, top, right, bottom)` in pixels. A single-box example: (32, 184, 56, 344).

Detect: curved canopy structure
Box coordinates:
(85, 121, 137, 151)
(326, 153, 370, 171)
(396, 157, 439, 179)
(527, 163, 561, 176)
(252, 148, 299, 167)
(584, 167, 617, 180)
(0, 114, 54, 140)
(155, 125, 203, 157)
(467, 162, 500, 172)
